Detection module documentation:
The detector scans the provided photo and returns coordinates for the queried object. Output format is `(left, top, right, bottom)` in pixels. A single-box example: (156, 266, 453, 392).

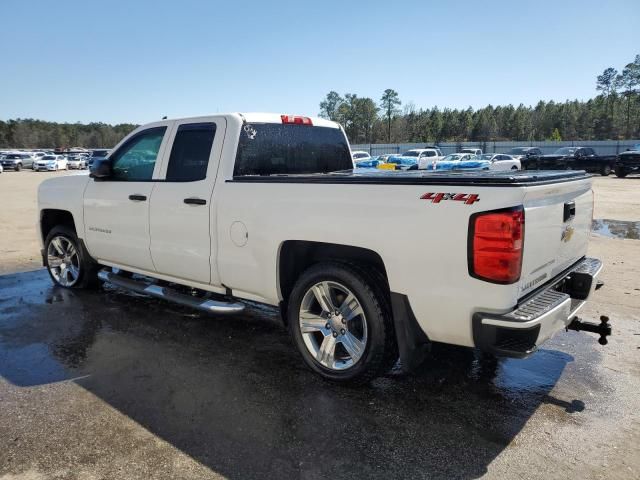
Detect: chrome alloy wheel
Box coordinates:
(47, 236, 80, 287)
(299, 281, 368, 370)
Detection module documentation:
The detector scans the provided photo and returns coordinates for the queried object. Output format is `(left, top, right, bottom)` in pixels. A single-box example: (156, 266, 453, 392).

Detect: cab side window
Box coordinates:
(165, 123, 217, 182)
(110, 127, 167, 181)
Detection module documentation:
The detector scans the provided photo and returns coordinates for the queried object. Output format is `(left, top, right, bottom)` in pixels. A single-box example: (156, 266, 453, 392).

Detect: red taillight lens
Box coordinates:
(469, 207, 524, 284)
(281, 114, 313, 126)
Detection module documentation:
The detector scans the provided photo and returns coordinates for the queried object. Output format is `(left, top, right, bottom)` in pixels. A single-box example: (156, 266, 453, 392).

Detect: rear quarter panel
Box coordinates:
(216, 181, 526, 347)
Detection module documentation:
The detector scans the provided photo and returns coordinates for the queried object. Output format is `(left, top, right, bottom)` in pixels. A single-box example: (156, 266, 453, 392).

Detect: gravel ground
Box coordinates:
(0, 170, 638, 479)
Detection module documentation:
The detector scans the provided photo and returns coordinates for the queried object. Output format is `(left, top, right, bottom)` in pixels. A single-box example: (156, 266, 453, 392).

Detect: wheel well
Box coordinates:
(40, 209, 76, 242)
(278, 240, 389, 306)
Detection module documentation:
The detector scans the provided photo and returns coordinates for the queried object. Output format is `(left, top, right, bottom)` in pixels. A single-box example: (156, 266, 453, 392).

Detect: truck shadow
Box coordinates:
(0, 269, 591, 479)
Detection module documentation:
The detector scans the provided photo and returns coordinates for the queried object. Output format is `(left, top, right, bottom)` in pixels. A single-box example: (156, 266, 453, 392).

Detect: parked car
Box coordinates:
(387, 148, 444, 170)
(34, 155, 69, 171)
(1, 152, 34, 171)
(460, 148, 483, 156)
(480, 153, 521, 170)
(506, 147, 543, 170)
(37, 112, 609, 384)
(0, 163, 3, 174)
(537, 147, 615, 175)
(352, 151, 371, 161)
(89, 149, 110, 168)
(614, 144, 640, 178)
(354, 156, 385, 169)
(67, 155, 88, 169)
(432, 153, 491, 171)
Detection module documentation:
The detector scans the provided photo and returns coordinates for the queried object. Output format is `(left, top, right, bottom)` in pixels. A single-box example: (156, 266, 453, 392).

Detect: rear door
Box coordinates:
(149, 117, 226, 285)
(519, 177, 593, 296)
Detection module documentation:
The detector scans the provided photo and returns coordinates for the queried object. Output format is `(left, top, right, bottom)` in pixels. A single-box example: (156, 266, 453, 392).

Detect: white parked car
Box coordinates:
(34, 155, 69, 171)
(352, 150, 371, 161)
(407, 148, 444, 169)
(460, 148, 483, 156)
(480, 154, 521, 171)
(67, 156, 88, 169)
(37, 112, 609, 383)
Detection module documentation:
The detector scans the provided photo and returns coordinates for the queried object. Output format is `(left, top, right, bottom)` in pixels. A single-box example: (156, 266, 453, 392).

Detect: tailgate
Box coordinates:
(519, 177, 593, 297)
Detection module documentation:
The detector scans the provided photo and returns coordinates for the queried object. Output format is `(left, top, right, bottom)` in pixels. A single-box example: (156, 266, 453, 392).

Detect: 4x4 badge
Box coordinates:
(420, 192, 480, 205)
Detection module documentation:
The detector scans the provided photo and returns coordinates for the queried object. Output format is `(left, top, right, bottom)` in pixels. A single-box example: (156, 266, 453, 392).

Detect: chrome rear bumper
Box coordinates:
(473, 257, 604, 357)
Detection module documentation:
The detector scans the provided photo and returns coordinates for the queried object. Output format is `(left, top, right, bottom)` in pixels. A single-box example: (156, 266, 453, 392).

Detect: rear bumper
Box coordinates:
(473, 257, 603, 358)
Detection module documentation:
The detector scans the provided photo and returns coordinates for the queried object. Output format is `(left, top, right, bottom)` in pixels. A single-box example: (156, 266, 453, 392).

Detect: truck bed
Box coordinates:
(230, 169, 591, 186)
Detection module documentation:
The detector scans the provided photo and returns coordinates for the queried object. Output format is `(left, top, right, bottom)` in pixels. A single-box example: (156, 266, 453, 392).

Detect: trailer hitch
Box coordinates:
(567, 315, 611, 345)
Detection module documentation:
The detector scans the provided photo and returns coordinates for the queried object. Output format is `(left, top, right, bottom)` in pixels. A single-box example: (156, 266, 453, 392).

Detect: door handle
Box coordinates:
(128, 194, 147, 201)
(184, 197, 207, 205)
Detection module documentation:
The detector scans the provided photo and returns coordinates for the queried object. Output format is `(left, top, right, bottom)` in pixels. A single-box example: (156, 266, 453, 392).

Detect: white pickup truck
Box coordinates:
(37, 113, 610, 384)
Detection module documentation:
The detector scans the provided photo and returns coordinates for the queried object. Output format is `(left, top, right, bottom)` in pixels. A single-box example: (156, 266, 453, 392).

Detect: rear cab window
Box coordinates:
(233, 123, 352, 176)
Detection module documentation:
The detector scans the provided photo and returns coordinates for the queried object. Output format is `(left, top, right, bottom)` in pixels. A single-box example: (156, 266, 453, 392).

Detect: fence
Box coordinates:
(350, 140, 640, 157)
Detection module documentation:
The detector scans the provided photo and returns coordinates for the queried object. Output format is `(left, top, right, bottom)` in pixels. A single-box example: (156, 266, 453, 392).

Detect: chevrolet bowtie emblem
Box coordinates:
(561, 225, 575, 243)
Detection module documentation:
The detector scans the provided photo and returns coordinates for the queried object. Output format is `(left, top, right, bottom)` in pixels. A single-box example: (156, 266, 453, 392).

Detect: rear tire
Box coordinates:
(614, 166, 628, 178)
(600, 165, 612, 176)
(288, 262, 397, 384)
(44, 226, 100, 289)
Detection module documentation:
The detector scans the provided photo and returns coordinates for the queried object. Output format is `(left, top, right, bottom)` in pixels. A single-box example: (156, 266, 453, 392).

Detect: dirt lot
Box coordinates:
(0, 170, 638, 479)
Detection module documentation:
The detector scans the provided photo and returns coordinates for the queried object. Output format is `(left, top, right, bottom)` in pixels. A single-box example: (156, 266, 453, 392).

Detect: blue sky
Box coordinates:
(1, 0, 638, 124)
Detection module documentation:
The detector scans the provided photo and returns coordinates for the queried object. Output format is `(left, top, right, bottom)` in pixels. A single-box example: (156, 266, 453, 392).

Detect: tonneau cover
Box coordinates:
(230, 169, 591, 186)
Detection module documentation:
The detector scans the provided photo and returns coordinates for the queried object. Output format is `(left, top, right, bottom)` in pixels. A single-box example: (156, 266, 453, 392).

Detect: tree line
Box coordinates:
(1, 54, 637, 149)
(0, 119, 137, 149)
(319, 54, 640, 144)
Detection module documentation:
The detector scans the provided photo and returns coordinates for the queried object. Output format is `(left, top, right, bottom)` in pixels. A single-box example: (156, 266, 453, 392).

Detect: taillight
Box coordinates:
(468, 206, 525, 284)
(281, 114, 313, 126)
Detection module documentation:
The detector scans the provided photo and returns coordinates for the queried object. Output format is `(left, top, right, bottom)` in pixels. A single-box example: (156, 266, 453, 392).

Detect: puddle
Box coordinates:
(592, 219, 640, 240)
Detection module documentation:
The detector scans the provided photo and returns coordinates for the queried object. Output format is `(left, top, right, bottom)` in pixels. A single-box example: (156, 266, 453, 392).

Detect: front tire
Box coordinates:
(15, 163, 22, 172)
(44, 226, 99, 289)
(288, 262, 397, 384)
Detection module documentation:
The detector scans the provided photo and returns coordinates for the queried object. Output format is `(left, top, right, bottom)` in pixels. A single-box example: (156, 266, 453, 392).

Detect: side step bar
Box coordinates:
(98, 269, 245, 315)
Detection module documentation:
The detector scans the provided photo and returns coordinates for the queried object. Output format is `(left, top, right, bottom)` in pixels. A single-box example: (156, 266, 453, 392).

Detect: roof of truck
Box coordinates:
(161, 113, 340, 129)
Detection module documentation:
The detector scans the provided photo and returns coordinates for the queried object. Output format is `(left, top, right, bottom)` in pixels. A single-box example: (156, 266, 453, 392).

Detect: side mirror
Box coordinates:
(90, 158, 112, 179)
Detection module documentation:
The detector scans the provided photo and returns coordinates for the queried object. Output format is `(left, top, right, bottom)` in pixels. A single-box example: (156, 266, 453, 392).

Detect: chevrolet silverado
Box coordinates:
(37, 113, 610, 383)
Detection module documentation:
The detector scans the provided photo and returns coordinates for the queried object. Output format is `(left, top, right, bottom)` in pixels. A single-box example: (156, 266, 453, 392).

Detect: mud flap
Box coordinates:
(390, 293, 431, 371)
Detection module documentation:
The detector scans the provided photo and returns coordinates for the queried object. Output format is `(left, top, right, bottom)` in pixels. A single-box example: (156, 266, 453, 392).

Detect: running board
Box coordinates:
(98, 269, 245, 315)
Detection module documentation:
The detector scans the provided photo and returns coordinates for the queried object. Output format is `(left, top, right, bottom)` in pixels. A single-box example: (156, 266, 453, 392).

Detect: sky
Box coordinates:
(0, 0, 638, 125)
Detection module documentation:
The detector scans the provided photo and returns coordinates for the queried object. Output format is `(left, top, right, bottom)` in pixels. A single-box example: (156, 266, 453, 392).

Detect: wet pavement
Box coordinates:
(0, 269, 630, 479)
(592, 219, 640, 240)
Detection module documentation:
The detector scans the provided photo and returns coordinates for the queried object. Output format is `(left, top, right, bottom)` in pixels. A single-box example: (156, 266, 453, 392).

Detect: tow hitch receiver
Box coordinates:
(567, 315, 612, 345)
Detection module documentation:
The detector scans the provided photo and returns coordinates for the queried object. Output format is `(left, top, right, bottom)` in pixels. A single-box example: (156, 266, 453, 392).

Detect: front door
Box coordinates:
(83, 123, 172, 272)
(149, 118, 226, 285)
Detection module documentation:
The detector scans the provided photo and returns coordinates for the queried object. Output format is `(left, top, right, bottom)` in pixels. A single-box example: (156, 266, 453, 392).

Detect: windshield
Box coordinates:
(353, 152, 369, 159)
(480, 154, 494, 160)
(234, 123, 352, 176)
(401, 150, 420, 157)
(91, 150, 109, 157)
(554, 147, 577, 155)
(442, 154, 464, 162)
(43, 156, 56, 160)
